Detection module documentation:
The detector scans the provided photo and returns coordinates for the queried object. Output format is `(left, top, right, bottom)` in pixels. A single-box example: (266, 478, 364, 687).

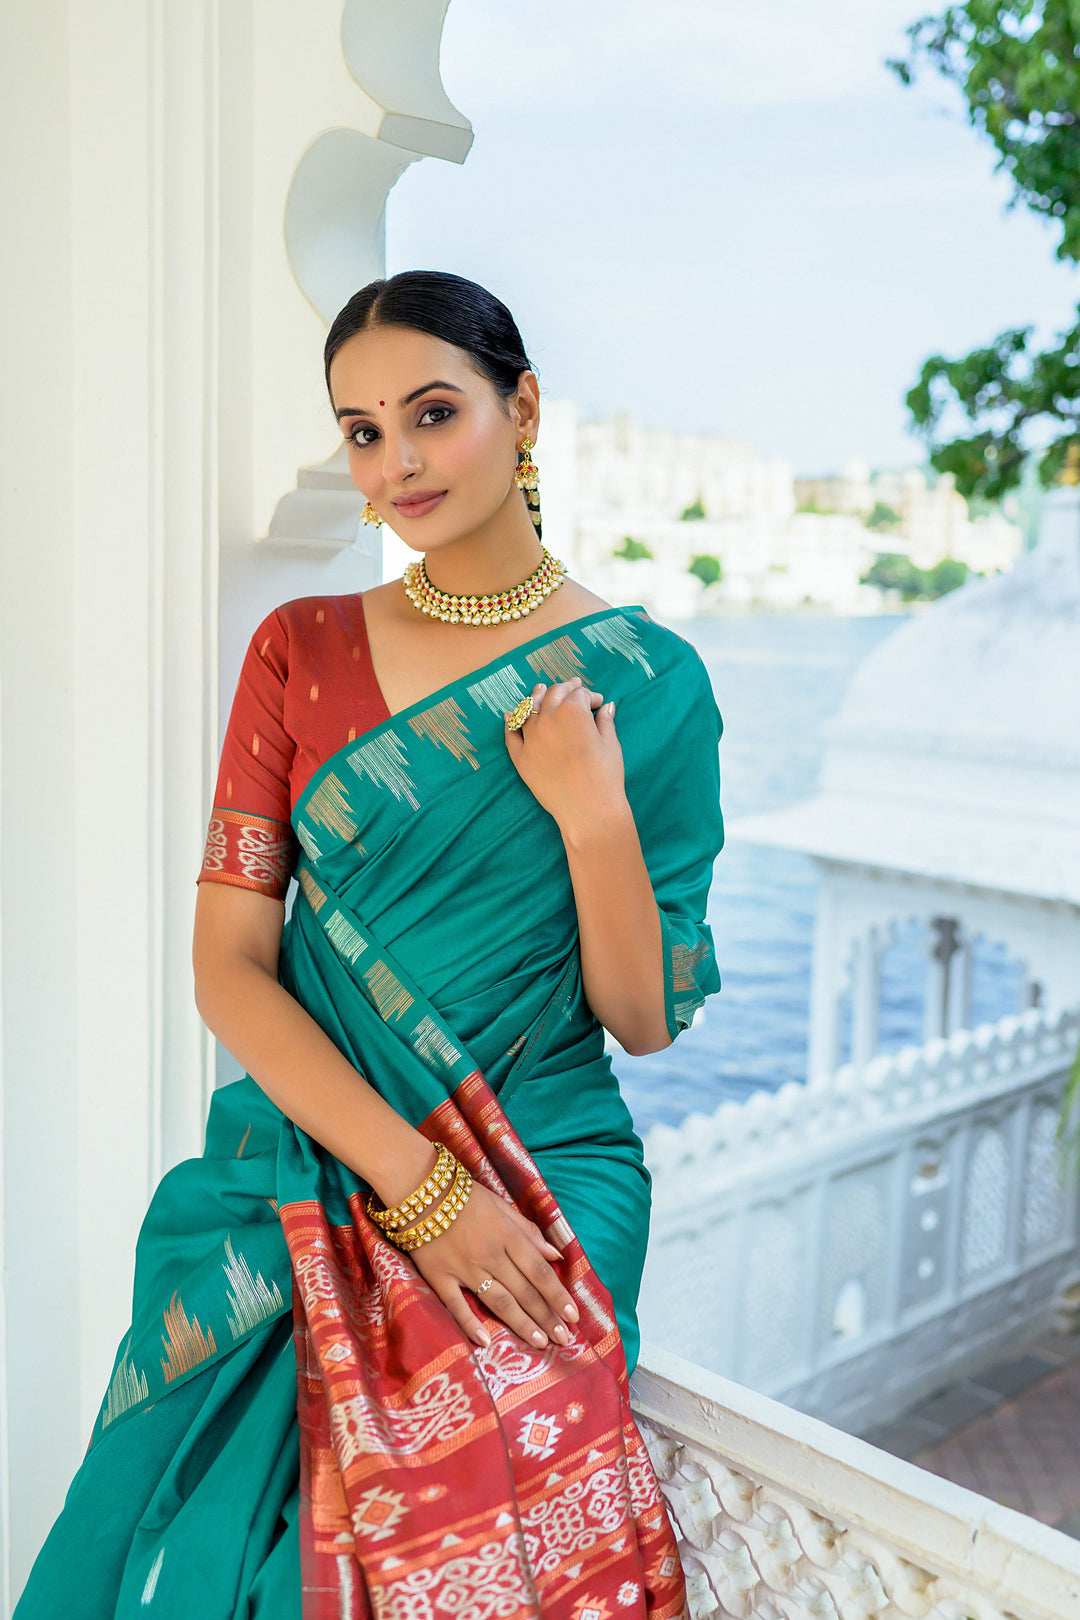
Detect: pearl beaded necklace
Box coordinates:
(402, 547, 567, 626)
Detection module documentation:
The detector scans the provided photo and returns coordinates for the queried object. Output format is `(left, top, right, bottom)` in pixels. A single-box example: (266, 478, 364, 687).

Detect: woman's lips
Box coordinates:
(392, 491, 447, 518)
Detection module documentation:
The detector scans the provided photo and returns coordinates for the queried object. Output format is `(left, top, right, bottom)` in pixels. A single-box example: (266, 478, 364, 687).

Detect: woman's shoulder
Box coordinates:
(262, 589, 366, 632)
(561, 582, 699, 661)
(243, 590, 371, 657)
(624, 607, 721, 737)
(626, 604, 710, 672)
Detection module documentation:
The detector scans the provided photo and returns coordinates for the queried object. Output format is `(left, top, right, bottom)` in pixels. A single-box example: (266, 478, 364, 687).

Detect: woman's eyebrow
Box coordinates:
(335, 381, 465, 422)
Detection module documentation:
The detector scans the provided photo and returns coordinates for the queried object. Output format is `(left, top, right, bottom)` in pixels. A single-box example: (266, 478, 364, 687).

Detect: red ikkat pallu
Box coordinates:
(279, 1070, 688, 1620)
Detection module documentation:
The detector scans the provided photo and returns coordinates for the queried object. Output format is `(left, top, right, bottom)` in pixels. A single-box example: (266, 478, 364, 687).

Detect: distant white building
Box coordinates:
(795, 460, 1024, 576)
(551, 411, 1022, 615)
(575, 410, 794, 526)
(563, 409, 803, 613)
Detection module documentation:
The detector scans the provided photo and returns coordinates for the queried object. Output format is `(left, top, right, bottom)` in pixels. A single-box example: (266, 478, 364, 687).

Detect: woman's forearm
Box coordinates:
(195, 954, 437, 1207)
(559, 799, 672, 1055)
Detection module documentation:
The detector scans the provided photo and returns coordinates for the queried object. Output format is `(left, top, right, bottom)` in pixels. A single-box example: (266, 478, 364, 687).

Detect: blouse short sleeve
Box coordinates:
(196, 607, 301, 901)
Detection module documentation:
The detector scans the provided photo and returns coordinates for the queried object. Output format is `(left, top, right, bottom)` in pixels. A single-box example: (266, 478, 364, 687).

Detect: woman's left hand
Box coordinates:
(504, 678, 626, 833)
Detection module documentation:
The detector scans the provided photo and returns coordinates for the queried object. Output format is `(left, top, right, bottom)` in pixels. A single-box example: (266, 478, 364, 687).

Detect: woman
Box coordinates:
(16, 271, 724, 1619)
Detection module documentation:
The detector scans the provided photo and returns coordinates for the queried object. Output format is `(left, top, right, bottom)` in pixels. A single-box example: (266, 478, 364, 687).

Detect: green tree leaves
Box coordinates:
(613, 536, 653, 560)
(893, 3, 1080, 496)
(860, 551, 970, 598)
(890, 3, 1080, 260)
(866, 501, 902, 530)
(688, 554, 723, 587)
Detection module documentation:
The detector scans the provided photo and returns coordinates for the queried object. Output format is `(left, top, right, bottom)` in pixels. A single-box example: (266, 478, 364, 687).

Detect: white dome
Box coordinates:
(731, 487, 1080, 904)
(828, 486, 1080, 771)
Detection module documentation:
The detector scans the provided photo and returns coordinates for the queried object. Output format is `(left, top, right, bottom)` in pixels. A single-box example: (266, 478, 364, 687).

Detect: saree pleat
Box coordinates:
(16, 605, 722, 1620)
(21, 1310, 299, 1617)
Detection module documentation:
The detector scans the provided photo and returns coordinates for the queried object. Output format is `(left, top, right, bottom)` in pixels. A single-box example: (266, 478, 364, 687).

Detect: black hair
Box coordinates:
(324, 270, 542, 537)
(323, 269, 538, 409)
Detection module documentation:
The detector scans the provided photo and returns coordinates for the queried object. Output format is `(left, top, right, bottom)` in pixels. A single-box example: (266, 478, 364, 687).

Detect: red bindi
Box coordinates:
(379, 400, 385, 406)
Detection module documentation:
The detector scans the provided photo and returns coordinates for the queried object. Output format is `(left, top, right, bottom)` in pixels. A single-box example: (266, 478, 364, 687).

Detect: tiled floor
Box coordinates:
(863, 1332, 1080, 1537)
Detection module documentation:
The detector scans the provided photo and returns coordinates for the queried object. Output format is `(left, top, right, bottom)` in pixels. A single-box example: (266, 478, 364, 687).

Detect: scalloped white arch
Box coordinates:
(273, 0, 475, 552)
(284, 0, 472, 326)
(340, 0, 473, 161)
(284, 129, 418, 327)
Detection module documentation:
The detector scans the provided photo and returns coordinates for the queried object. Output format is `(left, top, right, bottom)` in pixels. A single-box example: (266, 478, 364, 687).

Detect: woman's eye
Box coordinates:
(348, 404, 454, 448)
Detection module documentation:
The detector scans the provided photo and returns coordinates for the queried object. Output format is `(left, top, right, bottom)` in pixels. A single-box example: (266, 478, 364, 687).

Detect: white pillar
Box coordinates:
(925, 915, 961, 1042)
(0, 0, 471, 1599)
(808, 871, 844, 1081)
(946, 930, 975, 1034)
(850, 924, 883, 1068)
(2, 5, 222, 1594)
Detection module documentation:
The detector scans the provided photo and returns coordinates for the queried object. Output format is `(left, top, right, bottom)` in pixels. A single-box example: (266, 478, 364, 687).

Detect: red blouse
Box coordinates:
(197, 593, 392, 901)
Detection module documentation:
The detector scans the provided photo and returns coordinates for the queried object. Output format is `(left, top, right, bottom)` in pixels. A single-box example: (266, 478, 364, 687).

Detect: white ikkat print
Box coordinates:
(473, 1336, 559, 1402)
(520, 1463, 632, 1574)
(371, 1528, 535, 1620)
(351, 1483, 409, 1542)
(625, 1440, 662, 1515)
(517, 1409, 563, 1460)
(330, 1372, 474, 1466)
(572, 1596, 611, 1620)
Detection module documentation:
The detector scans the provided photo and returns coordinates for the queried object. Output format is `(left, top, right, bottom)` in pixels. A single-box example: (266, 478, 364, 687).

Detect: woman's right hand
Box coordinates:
(409, 1181, 580, 1350)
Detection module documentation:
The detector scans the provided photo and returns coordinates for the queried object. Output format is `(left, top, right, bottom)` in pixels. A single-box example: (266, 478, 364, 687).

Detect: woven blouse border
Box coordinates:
(198, 806, 298, 901)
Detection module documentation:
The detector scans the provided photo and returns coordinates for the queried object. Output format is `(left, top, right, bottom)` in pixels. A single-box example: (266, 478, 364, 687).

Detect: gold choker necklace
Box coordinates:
(403, 547, 567, 625)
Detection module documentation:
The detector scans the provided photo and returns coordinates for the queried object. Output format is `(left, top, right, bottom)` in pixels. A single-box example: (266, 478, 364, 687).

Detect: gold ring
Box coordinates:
(505, 695, 535, 732)
(477, 1276, 494, 1295)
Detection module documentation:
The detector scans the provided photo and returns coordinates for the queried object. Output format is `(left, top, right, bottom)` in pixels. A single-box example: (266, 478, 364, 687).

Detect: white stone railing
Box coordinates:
(630, 1343, 1080, 1620)
(639, 1005, 1080, 1431)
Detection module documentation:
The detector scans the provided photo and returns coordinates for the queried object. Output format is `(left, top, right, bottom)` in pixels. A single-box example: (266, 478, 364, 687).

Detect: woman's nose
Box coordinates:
(380, 431, 423, 484)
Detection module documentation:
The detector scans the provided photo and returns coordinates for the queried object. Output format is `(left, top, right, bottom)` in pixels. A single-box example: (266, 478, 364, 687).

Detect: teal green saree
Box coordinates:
(16, 604, 723, 1620)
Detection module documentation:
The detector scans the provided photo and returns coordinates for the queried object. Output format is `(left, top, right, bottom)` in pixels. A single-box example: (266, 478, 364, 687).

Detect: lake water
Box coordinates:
(611, 613, 1027, 1133)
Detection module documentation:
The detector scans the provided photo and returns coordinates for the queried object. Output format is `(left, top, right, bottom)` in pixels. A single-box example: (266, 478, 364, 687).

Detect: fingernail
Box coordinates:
(553, 1323, 570, 1345)
(608, 701, 616, 716)
(564, 1301, 579, 1322)
(477, 1329, 491, 1348)
(532, 1329, 547, 1347)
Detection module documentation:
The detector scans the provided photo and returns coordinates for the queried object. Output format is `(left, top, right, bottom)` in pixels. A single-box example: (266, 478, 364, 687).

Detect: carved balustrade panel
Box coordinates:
(631, 1348, 1080, 1620)
(640, 1006, 1080, 1431)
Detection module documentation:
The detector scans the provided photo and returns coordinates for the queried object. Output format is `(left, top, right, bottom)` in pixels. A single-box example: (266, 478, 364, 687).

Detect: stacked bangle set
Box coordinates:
(366, 1142, 474, 1252)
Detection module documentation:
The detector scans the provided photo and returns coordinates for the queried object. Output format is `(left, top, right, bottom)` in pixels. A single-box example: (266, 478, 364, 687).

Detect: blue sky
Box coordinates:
(385, 0, 1080, 476)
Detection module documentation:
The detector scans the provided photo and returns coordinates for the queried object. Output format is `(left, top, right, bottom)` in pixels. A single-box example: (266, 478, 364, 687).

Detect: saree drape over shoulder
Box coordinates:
(16, 602, 724, 1620)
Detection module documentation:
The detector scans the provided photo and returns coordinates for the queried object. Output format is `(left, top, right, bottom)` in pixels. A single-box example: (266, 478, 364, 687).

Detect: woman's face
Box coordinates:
(329, 324, 537, 551)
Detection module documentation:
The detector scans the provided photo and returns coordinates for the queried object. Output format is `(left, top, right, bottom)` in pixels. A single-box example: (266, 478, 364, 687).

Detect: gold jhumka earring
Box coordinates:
(514, 437, 542, 535)
(360, 501, 381, 526)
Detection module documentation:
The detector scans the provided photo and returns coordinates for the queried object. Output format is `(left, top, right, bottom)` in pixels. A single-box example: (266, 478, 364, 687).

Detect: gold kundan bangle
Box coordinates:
(367, 1142, 457, 1232)
(393, 1159, 473, 1252)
